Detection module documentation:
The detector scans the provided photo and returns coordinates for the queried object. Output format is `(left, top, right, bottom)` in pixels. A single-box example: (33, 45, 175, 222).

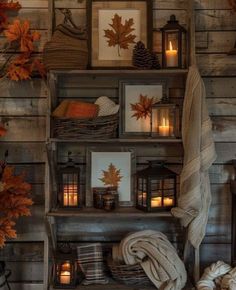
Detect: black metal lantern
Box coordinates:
(52, 247, 77, 288)
(161, 15, 187, 69)
(58, 152, 81, 208)
(150, 96, 180, 138)
(136, 161, 177, 212)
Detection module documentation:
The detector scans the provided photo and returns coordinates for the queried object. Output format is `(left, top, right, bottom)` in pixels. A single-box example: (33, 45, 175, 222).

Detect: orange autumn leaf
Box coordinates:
(104, 14, 136, 56)
(99, 163, 123, 187)
(7, 54, 32, 81)
(130, 94, 154, 120)
(0, 219, 16, 248)
(0, 165, 32, 247)
(4, 19, 41, 52)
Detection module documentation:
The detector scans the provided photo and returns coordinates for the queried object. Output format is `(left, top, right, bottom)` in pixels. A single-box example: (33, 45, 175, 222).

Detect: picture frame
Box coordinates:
(119, 80, 166, 137)
(87, 0, 153, 68)
(86, 147, 136, 207)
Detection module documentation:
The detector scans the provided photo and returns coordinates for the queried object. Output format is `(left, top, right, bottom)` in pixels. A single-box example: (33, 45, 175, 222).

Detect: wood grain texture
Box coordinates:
(204, 77, 236, 98)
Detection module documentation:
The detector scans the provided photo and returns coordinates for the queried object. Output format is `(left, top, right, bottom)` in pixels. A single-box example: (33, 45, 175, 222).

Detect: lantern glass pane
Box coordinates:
(152, 106, 176, 137)
(138, 178, 147, 206)
(165, 31, 179, 67)
(62, 173, 79, 207)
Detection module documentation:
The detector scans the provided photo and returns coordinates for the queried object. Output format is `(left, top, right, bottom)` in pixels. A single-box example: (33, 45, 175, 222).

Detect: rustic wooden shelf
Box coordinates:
(50, 69, 188, 77)
(49, 138, 182, 144)
(47, 207, 173, 218)
(50, 282, 156, 290)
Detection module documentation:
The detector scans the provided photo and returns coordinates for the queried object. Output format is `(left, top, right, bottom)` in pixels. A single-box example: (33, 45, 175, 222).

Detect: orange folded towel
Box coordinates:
(65, 101, 99, 119)
(52, 100, 70, 117)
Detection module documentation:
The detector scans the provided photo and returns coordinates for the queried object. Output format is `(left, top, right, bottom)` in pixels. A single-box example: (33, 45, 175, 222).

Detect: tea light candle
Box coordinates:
(151, 197, 162, 207)
(60, 271, 70, 284)
(164, 197, 174, 207)
(159, 117, 170, 137)
(166, 41, 178, 67)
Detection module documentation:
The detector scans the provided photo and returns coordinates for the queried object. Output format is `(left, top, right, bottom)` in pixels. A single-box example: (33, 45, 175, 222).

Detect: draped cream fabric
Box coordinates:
(171, 65, 217, 249)
(118, 230, 187, 290)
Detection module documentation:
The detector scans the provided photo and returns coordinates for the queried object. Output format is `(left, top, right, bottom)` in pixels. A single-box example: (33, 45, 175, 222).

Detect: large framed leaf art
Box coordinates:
(119, 80, 166, 137)
(86, 147, 136, 206)
(87, 0, 153, 68)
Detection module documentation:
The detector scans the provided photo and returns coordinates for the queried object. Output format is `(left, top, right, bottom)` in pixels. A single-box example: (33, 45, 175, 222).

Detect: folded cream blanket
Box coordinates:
(118, 230, 187, 290)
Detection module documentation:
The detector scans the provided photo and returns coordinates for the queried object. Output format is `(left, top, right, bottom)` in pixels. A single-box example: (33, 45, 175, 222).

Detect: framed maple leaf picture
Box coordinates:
(87, 0, 153, 68)
(119, 80, 166, 137)
(87, 147, 136, 206)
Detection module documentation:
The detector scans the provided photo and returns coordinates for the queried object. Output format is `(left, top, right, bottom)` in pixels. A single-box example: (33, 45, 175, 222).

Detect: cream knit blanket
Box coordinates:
(118, 230, 187, 290)
(171, 65, 217, 249)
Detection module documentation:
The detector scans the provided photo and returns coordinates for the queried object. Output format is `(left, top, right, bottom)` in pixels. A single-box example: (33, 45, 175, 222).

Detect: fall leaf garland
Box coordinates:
(0, 163, 33, 248)
(0, 0, 21, 32)
(130, 94, 154, 120)
(99, 163, 123, 187)
(104, 14, 136, 56)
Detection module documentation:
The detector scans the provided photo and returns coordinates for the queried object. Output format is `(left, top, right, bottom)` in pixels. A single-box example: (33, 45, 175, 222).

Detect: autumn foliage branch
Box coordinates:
(0, 1, 46, 81)
(0, 160, 33, 248)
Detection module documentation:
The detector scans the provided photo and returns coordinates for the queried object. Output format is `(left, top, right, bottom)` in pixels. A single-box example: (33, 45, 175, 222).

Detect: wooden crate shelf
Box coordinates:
(47, 207, 173, 218)
(49, 138, 182, 144)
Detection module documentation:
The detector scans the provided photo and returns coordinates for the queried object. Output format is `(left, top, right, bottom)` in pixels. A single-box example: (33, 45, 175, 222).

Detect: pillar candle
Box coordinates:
(166, 41, 178, 67)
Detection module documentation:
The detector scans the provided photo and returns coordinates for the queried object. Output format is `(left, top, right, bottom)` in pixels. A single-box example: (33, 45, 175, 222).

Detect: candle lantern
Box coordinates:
(136, 161, 177, 212)
(52, 247, 77, 288)
(151, 96, 180, 138)
(58, 152, 81, 208)
(161, 15, 187, 69)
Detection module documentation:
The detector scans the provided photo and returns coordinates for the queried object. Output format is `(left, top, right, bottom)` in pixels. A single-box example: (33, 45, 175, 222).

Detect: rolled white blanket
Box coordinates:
(119, 230, 187, 290)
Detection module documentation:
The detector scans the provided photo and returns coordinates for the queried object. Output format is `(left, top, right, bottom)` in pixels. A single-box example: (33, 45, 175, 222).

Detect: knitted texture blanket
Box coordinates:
(171, 65, 217, 249)
(118, 230, 187, 290)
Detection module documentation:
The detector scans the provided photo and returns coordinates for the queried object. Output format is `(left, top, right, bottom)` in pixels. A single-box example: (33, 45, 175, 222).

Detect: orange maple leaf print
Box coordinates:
(4, 19, 41, 52)
(99, 163, 123, 187)
(130, 94, 154, 120)
(104, 14, 136, 56)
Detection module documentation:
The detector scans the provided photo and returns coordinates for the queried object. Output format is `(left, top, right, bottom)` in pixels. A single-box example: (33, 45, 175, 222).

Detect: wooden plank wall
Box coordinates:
(0, 0, 235, 288)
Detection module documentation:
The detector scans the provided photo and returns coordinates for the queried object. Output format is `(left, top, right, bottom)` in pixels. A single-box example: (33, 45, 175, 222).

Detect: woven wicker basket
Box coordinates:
(108, 260, 152, 286)
(52, 113, 118, 139)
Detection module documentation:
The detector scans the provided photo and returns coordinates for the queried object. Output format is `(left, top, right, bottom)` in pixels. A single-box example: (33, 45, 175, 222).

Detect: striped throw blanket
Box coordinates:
(77, 243, 108, 285)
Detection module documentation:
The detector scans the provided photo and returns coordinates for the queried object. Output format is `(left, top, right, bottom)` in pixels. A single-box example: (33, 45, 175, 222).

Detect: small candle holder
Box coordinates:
(52, 244, 77, 288)
(103, 194, 116, 211)
(136, 160, 177, 212)
(93, 187, 107, 209)
(161, 15, 187, 69)
(150, 96, 180, 138)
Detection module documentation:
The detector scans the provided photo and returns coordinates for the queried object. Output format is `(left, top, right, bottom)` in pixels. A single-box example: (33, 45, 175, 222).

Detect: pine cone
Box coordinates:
(151, 52, 161, 69)
(132, 41, 152, 69)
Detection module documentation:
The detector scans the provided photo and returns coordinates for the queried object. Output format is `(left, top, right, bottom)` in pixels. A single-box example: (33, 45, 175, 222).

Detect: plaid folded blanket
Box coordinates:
(77, 243, 108, 285)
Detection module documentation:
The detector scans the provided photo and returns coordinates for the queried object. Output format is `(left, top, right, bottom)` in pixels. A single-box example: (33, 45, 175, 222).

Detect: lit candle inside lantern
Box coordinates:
(164, 197, 174, 207)
(159, 117, 170, 136)
(151, 197, 162, 207)
(61, 262, 71, 271)
(63, 185, 78, 206)
(166, 41, 178, 67)
(60, 271, 71, 284)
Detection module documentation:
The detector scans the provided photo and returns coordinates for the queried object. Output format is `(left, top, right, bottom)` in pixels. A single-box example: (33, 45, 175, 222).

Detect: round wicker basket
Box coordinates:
(107, 259, 152, 287)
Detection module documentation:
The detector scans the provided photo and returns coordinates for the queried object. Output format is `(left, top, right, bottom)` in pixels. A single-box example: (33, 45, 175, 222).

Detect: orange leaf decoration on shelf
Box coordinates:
(4, 19, 41, 52)
(104, 14, 136, 56)
(0, 164, 33, 248)
(99, 163, 123, 188)
(6, 54, 32, 81)
(130, 94, 154, 120)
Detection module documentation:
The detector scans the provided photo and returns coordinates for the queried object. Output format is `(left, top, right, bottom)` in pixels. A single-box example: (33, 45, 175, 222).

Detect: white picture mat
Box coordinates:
(91, 152, 131, 202)
(125, 85, 163, 132)
(98, 9, 140, 60)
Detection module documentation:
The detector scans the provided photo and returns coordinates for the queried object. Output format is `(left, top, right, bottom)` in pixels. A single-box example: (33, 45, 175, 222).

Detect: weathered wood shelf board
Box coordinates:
(49, 138, 182, 144)
(50, 69, 189, 77)
(47, 207, 173, 218)
(50, 282, 156, 290)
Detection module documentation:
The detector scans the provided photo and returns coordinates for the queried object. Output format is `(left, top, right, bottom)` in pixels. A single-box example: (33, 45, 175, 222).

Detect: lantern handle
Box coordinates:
(147, 160, 166, 167)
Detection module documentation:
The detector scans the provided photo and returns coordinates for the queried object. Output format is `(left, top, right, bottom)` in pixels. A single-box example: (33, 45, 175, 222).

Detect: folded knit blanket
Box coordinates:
(118, 230, 187, 290)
